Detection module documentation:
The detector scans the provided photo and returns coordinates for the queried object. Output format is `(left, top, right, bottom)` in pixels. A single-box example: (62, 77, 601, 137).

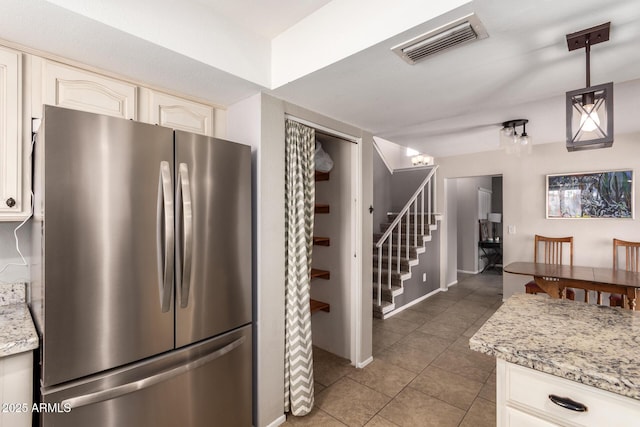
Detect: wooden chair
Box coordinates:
(609, 238, 640, 308)
(524, 235, 575, 300)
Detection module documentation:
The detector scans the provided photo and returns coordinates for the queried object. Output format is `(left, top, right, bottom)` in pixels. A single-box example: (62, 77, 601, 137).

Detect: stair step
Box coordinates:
(373, 268, 410, 285)
(372, 244, 425, 258)
(373, 301, 395, 318)
(372, 255, 416, 269)
(380, 221, 436, 233)
(373, 233, 432, 244)
(373, 283, 404, 299)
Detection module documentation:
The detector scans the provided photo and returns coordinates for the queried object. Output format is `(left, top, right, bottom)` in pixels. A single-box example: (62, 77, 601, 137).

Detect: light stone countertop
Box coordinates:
(470, 293, 640, 401)
(0, 283, 39, 357)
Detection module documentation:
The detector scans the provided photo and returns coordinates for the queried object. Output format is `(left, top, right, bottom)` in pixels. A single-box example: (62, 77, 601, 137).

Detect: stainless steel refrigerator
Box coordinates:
(30, 106, 252, 426)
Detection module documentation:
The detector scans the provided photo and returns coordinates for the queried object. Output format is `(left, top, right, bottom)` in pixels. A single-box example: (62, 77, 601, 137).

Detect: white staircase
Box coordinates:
(373, 166, 440, 318)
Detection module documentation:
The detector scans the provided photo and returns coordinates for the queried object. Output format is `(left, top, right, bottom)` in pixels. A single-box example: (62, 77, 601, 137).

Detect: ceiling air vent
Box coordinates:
(392, 13, 488, 65)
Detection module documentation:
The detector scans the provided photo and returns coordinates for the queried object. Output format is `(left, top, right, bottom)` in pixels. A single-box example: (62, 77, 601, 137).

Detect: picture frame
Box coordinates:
(546, 169, 634, 219)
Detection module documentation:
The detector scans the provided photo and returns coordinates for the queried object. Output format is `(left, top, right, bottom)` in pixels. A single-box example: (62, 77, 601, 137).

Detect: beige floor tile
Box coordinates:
(409, 365, 483, 411)
(376, 341, 440, 373)
(374, 317, 421, 335)
(459, 398, 497, 427)
(378, 387, 466, 427)
(416, 320, 467, 340)
(314, 347, 354, 387)
(348, 359, 416, 398)
(364, 415, 400, 426)
(316, 377, 391, 427)
(478, 380, 497, 403)
(281, 407, 347, 426)
(392, 308, 437, 325)
(431, 348, 496, 383)
(398, 330, 453, 352)
(372, 328, 405, 350)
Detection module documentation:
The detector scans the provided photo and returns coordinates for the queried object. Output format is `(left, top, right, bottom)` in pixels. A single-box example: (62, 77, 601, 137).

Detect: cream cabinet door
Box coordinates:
(139, 88, 214, 136)
(0, 47, 24, 220)
(35, 59, 136, 120)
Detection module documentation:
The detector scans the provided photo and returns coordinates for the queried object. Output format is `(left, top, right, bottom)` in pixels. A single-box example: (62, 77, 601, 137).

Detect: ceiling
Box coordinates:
(1, 0, 639, 158)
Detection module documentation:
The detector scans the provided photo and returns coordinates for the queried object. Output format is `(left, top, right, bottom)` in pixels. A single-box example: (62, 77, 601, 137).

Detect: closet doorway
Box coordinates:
(287, 115, 363, 365)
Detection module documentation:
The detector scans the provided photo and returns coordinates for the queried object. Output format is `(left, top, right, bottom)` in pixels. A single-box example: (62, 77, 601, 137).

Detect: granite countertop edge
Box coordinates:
(470, 294, 640, 401)
(0, 303, 39, 357)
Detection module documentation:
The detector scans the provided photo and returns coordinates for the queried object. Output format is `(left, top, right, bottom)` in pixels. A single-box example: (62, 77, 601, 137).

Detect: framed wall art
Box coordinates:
(546, 169, 634, 219)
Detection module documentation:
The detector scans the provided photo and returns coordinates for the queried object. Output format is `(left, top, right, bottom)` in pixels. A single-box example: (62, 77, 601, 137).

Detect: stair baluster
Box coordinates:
(374, 165, 439, 317)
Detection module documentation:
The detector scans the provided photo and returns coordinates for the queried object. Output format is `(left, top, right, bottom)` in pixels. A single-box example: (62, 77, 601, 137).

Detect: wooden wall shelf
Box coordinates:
(310, 299, 330, 313)
(311, 268, 330, 280)
(315, 171, 330, 181)
(315, 204, 330, 214)
(313, 236, 331, 246)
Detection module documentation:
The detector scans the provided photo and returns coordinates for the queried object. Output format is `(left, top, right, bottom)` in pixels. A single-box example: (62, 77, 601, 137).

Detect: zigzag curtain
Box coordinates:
(284, 119, 315, 416)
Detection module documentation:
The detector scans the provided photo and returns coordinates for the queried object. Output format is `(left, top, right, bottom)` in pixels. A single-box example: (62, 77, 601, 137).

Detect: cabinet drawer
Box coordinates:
(505, 406, 557, 427)
(504, 360, 640, 426)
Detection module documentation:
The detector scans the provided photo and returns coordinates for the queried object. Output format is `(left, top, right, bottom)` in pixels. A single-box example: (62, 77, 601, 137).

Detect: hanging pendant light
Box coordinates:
(565, 22, 613, 151)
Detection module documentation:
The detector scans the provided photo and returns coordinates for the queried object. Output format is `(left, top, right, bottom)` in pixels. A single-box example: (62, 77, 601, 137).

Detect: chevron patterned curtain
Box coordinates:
(284, 119, 315, 416)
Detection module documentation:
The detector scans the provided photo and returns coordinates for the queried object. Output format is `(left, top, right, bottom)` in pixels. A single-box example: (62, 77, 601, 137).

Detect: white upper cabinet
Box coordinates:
(33, 59, 136, 120)
(139, 88, 214, 136)
(0, 46, 25, 220)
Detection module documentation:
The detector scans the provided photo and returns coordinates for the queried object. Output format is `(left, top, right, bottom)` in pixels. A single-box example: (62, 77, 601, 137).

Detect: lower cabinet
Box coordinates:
(497, 359, 640, 426)
(0, 351, 33, 427)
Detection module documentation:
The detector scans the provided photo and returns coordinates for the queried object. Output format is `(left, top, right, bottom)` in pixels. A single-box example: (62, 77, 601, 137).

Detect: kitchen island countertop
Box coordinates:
(470, 293, 640, 400)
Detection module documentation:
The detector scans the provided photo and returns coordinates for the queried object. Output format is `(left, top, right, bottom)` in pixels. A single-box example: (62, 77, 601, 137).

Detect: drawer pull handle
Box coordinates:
(548, 394, 588, 412)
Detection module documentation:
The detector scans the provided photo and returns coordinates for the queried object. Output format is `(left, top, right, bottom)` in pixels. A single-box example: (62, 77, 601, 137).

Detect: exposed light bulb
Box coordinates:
(580, 104, 600, 132)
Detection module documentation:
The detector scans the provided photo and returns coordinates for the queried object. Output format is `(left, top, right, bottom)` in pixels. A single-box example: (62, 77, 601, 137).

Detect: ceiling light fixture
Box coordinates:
(565, 22, 613, 151)
(500, 119, 532, 156)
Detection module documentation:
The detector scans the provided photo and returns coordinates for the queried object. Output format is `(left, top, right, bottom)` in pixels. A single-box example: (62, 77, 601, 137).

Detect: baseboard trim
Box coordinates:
(457, 269, 479, 274)
(383, 288, 443, 319)
(446, 280, 458, 288)
(355, 356, 373, 369)
(265, 414, 287, 427)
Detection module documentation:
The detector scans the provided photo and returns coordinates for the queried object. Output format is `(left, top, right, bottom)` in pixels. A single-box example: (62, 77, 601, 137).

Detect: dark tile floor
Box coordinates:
(282, 272, 503, 426)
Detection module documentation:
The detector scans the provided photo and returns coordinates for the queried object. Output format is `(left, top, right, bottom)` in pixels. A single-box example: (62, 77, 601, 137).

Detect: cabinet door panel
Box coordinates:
(0, 47, 22, 219)
(42, 61, 136, 119)
(139, 89, 214, 136)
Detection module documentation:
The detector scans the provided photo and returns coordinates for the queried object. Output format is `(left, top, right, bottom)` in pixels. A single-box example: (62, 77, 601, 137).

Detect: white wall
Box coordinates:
(437, 133, 640, 299)
(227, 93, 374, 426)
(0, 222, 30, 284)
(445, 179, 457, 287)
(311, 135, 352, 359)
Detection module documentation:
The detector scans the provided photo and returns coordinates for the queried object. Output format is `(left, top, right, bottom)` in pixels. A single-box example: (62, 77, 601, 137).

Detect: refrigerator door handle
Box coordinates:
(61, 336, 246, 409)
(176, 163, 193, 308)
(156, 161, 174, 313)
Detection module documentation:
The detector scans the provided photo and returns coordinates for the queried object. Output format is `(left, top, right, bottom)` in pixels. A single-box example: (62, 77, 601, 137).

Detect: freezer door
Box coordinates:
(40, 325, 252, 427)
(39, 106, 175, 387)
(174, 131, 252, 347)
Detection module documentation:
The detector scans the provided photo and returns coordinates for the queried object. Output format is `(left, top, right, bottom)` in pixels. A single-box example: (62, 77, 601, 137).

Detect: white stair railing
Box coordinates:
(375, 165, 438, 307)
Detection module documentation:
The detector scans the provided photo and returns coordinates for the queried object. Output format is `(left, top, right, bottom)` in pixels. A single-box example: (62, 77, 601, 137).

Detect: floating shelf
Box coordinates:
(315, 204, 330, 214)
(311, 268, 330, 280)
(315, 171, 330, 181)
(313, 236, 331, 246)
(310, 299, 330, 314)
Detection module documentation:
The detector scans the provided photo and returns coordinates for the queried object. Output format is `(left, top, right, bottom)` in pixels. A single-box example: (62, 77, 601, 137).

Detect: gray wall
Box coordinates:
(491, 176, 503, 239)
(393, 227, 441, 307)
(372, 148, 392, 230)
(456, 176, 492, 273)
(372, 149, 441, 311)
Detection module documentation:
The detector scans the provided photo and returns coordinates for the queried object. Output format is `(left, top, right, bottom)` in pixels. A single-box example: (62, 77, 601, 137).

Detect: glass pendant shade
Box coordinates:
(566, 82, 613, 151)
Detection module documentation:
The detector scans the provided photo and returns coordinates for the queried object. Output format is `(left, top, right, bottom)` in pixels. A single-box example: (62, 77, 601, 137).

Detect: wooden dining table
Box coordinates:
(503, 262, 640, 310)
